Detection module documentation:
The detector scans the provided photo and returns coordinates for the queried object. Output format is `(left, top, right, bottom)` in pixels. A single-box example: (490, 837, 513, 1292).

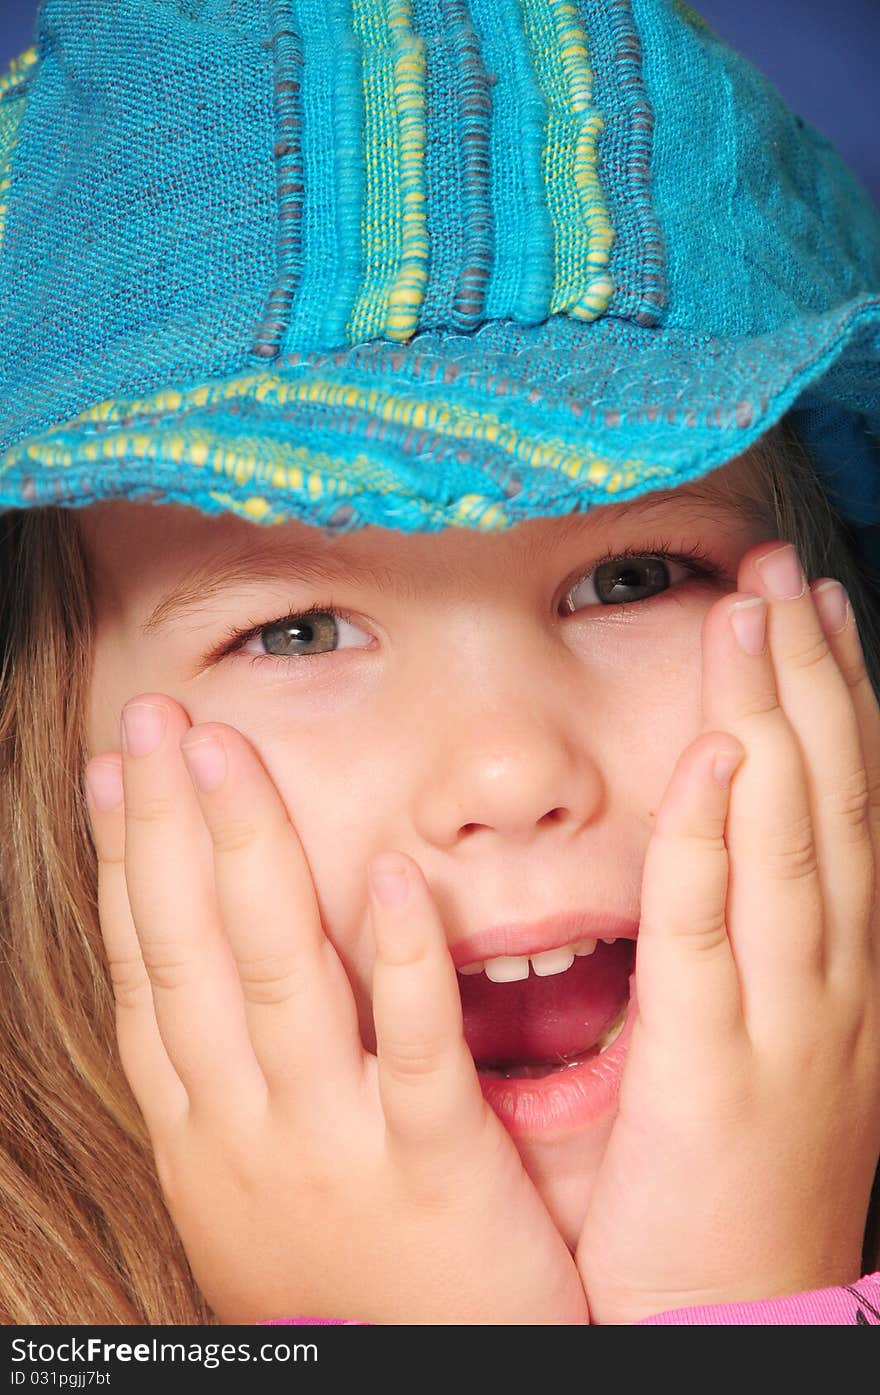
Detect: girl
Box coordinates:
(1, 0, 879, 1325)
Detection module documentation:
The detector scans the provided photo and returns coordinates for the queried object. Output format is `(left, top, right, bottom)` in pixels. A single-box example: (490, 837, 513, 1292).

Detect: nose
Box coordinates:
(411, 656, 602, 849)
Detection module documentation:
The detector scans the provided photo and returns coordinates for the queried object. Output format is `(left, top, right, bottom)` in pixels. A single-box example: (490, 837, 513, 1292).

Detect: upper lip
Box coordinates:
(450, 910, 639, 968)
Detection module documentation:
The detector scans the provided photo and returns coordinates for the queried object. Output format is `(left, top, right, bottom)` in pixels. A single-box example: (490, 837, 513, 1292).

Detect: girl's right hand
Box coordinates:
(84, 695, 588, 1326)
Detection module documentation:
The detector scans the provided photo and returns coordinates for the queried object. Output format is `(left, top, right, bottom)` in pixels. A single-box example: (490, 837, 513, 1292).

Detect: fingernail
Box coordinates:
(370, 855, 409, 907)
(754, 543, 806, 601)
(122, 703, 167, 757)
(813, 580, 851, 635)
(180, 737, 227, 792)
(85, 760, 123, 812)
(728, 596, 767, 655)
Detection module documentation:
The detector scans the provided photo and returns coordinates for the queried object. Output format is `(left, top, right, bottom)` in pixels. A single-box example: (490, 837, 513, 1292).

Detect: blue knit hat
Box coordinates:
(1, 0, 879, 579)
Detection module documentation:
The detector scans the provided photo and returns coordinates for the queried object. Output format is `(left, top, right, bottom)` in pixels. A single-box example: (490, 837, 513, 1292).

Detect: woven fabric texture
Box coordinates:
(0, 0, 878, 578)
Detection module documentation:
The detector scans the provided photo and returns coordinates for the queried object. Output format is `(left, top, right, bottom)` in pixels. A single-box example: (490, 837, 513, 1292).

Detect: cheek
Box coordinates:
(86, 639, 129, 756)
(86, 628, 190, 756)
(266, 741, 386, 1044)
(597, 629, 705, 820)
(258, 730, 384, 967)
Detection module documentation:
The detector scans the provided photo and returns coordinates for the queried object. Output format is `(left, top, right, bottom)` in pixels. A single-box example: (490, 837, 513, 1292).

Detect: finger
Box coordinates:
(84, 755, 188, 1134)
(700, 587, 826, 1034)
(809, 577, 880, 971)
(736, 545, 874, 977)
(120, 697, 263, 1110)
(635, 733, 745, 1050)
(178, 722, 363, 1111)
(369, 853, 489, 1159)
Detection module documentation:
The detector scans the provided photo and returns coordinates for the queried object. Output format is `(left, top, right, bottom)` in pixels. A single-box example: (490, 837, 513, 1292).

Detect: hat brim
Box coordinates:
(1, 292, 878, 565)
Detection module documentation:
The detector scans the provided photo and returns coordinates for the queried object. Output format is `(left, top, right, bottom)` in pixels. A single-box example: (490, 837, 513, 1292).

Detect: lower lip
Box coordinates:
(477, 1001, 636, 1141)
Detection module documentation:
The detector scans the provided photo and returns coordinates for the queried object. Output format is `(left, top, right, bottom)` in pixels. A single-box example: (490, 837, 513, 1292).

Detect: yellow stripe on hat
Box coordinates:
(347, 0, 429, 344)
(7, 367, 665, 504)
(520, 0, 615, 321)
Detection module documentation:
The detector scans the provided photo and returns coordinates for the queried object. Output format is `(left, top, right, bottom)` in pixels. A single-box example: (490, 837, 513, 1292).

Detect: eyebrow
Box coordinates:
(141, 480, 768, 638)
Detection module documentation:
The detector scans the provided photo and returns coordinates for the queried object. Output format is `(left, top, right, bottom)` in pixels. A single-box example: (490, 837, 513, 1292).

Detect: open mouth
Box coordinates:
(456, 937, 636, 1136)
(459, 937, 635, 1075)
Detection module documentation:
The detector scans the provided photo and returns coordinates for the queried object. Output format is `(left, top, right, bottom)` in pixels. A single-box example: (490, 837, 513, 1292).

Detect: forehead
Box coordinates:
(75, 449, 768, 603)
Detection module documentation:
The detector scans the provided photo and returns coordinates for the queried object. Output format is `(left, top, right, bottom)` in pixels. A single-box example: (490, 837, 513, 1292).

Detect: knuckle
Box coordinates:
(289, 1158, 336, 1205)
(210, 818, 260, 855)
(377, 940, 431, 972)
(652, 822, 727, 855)
(141, 949, 198, 993)
(764, 816, 818, 881)
(785, 631, 832, 675)
(236, 953, 300, 1007)
(96, 846, 126, 869)
(108, 955, 151, 1009)
(382, 1038, 449, 1083)
(395, 1153, 472, 1212)
(642, 909, 728, 954)
(824, 765, 871, 833)
(734, 688, 781, 723)
(836, 648, 870, 691)
(126, 795, 177, 826)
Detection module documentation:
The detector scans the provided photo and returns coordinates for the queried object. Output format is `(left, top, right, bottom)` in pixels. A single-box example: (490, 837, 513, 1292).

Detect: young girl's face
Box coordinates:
(80, 456, 772, 1248)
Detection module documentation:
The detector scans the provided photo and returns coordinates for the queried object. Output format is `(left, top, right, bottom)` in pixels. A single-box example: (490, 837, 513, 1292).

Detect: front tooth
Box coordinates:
(484, 955, 530, 983)
(573, 938, 597, 956)
(458, 961, 485, 975)
(530, 946, 576, 977)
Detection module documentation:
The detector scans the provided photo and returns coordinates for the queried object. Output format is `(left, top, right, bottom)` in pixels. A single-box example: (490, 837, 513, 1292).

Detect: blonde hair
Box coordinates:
(0, 414, 877, 1322)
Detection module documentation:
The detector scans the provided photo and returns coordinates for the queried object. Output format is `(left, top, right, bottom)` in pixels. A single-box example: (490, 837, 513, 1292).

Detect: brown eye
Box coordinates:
(261, 612, 339, 656)
(240, 610, 371, 659)
(563, 554, 695, 611)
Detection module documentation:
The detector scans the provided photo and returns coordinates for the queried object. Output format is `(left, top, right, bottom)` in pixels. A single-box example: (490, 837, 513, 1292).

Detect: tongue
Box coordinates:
(460, 939, 634, 1068)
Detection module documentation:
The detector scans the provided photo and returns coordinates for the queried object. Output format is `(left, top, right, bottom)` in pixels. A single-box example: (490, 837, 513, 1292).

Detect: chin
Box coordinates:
(513, 1112, 616, 1252)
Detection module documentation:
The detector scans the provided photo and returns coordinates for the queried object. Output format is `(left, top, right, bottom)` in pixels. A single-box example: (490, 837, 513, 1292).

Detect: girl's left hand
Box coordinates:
(577, 541, 880, 1324)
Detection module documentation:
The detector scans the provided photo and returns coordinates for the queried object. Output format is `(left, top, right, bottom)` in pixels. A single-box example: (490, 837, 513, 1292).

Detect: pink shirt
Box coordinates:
(637, 1273, 880, 1325)
(263, 1272, 880, 1325)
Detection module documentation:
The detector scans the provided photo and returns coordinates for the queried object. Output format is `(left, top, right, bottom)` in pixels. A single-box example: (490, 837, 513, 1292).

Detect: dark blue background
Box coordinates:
(1, 0, 877, 202)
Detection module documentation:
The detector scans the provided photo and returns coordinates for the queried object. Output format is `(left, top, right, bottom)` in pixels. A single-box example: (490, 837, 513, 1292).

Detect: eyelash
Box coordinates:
(206, 538, 725, 672)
